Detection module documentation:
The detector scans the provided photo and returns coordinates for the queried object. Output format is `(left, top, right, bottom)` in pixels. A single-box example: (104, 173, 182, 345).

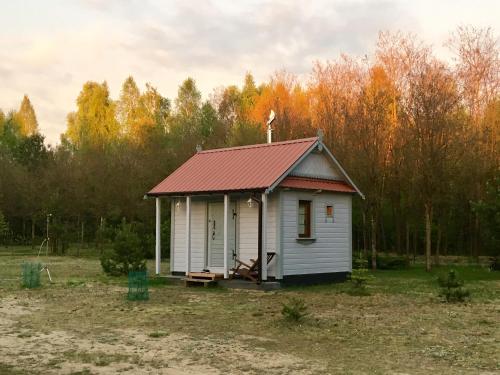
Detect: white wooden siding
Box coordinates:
(266, 193, 278, 277)
(237, 198, 258, 265)
(282, 190, 352, 275)
(173, 201, 186, 272)
(190, 201, 206, 272)
(173, 199, 238, 273)
(172, 196, 281, 275)
(290, 152, 343, 180)
(207, 201, 236, 270)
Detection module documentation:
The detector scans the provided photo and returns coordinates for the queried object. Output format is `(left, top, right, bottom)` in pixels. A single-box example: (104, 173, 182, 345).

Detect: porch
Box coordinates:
(153, 191, 280, 284)
(160, 273, 282, 290)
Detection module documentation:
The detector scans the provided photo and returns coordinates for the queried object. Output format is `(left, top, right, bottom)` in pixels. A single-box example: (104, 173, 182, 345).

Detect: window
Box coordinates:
(326, 205, 334, 222)
(298, 200, 312, 238)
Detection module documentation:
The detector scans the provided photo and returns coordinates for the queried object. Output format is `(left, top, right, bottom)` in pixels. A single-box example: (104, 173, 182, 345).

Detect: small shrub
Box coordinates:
(348, 268, 373, 295)
(148, 331, 168, 338)
(101, 222, 146, 276)
(438, 269, 471, 302)
(489, 257, 499, 271)
(0, 211, 10, 246)
(352, 253, 368, 269)
(367, 255, 409, 270)
(281, 297, 309, 322)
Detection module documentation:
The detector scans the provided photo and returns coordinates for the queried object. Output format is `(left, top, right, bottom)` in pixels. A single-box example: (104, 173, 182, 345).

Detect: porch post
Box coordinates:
(155, 197, 161, 275)
(261, 193, 268, 281)
(223, 194, 229, 279)
(185, 196, 191, 276)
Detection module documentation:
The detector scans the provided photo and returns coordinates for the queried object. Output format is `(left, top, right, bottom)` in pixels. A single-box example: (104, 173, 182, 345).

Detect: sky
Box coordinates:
(0, 0, 498, 145)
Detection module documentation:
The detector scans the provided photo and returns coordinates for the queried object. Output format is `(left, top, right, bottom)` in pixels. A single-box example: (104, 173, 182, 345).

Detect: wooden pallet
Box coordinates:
(183, 278, 218, 287)
(187, 272, 224, 281)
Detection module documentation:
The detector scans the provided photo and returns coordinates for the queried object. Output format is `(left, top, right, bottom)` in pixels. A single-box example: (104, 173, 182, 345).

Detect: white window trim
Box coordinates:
(296, 195, 316, 241)
(325, 202, 335, 223)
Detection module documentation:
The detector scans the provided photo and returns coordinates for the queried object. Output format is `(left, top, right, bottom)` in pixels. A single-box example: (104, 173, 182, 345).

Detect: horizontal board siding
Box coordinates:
(290, 152, 343, 180)
(266, 193, 278, 277)
(208, 202, 236, 269)
(190, 201, 206, 272)
(173, 199, 240, 273)
(208, 203, 224, 268)
(237, 198, 258, 265)
(173, 203, 186, 272)
(282, 191, 352, 275)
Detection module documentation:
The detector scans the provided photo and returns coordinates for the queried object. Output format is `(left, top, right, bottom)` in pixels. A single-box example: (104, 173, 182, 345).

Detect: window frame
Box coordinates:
(326, 203, 334, 223)
(295, 197, 318, 244)
(297, 199, 312, 238)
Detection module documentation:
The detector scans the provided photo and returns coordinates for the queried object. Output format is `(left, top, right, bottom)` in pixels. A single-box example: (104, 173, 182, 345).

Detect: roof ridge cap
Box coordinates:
(198, 137, 318, 154)
(286, 176, 348, 182)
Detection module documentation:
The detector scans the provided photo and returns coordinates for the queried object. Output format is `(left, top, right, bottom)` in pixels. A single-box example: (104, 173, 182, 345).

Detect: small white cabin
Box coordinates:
(147, 136, 363, 285)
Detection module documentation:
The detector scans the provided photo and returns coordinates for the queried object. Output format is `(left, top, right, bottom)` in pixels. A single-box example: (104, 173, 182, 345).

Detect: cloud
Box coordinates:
(0, 0, 498, 144)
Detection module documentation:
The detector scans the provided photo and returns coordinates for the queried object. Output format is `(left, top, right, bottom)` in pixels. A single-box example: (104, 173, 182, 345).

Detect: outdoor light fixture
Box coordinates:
(247, 195, 261, 208)
(176, 201, 181, 209)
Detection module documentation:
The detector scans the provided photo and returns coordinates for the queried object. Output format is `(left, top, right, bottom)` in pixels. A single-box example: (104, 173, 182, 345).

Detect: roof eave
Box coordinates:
(319, 140, 365, 200)
(146, 187, 267, 198)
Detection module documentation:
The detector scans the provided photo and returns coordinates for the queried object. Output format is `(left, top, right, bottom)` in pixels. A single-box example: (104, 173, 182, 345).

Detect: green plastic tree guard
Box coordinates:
(22, 262, 41, 288)
(127, 271, 149, 301)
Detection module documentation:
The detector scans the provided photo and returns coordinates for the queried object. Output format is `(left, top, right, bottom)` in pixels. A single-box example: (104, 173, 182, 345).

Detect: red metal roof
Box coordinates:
(148, 138, 319, 195)
(279, 176, 357, 193)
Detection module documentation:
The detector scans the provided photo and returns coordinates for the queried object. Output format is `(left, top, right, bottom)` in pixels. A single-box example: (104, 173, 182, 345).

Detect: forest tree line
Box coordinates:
(0, 27, 498, 268)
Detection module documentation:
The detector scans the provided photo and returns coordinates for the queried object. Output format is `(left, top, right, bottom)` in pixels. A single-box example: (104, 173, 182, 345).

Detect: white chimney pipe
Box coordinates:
(266, 110, 276, 143)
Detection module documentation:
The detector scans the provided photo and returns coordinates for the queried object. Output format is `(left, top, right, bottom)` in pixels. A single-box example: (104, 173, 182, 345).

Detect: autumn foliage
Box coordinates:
(0, 28, 498, 267)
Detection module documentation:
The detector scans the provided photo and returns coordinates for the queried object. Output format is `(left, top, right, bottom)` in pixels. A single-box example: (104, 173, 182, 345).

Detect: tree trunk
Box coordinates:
(371, 215, 377, 270)
(396, 220, 402, 255)
(413, 228, 417, 262)
(393, 204, 402, 254)
(435, 224, 441, 266)
(405, 222, 410, 263)
(380, 219, 387, 254)
(31, 217, 35, 249)
(362, 211, 367, 257)
(22, 218, 26, 244)
(425, 203, 432, 272)
(473, 213, 480, 263)
(444, 229, 448, 256)
(78, 219, 84, 257)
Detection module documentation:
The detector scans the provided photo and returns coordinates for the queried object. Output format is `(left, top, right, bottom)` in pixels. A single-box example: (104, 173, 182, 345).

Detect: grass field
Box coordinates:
(0, 248, 499, 374)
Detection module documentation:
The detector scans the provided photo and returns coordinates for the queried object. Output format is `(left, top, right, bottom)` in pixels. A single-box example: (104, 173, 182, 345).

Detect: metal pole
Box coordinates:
(155, 198, 161, 275)
(257, 199, 262, 284)
(223, 194, 229, 279)
(261, 193, 268, 281)
(46, 214, 50, 256)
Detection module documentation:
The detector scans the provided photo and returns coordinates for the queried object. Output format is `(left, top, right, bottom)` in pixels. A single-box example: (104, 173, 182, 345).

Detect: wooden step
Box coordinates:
(183, 278, 218, 287)
(187, 272, 224, 281)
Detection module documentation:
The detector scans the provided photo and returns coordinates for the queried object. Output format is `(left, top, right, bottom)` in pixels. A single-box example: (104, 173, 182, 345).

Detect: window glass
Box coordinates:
(298, 200, 311, 237)
(325, 204, 334, 223)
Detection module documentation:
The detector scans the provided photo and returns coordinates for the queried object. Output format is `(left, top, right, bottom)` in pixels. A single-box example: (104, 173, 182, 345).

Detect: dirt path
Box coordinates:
(0, 296, 325, 374)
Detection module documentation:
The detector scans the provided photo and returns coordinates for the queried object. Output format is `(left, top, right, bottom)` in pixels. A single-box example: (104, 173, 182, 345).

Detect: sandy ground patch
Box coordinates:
(0, 296, 325, 374)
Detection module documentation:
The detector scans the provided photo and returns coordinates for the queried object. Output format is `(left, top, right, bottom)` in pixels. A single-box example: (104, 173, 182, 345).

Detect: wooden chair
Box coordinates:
(231, 252, 276, 283)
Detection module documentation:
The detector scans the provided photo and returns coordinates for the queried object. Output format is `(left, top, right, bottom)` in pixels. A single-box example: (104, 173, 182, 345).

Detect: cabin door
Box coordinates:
(207, 201, 236, 269)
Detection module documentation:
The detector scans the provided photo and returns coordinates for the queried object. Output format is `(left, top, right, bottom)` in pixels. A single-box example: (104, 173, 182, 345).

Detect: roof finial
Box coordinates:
(267, 110, 276, 143)
(317, 129, 324, 143)
(196, 144, 202, 153)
